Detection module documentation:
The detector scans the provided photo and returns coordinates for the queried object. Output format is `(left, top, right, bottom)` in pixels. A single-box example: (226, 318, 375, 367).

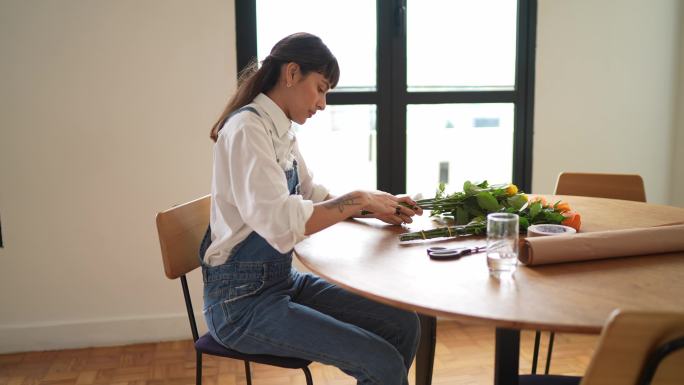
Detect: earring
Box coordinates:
(287, 83, 292, 88)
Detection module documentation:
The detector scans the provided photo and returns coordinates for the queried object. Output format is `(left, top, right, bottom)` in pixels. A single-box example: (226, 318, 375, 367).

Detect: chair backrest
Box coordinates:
(581, 310, 684, 385)
(156, 195, 210, 279)
(554, 172, 646, 202)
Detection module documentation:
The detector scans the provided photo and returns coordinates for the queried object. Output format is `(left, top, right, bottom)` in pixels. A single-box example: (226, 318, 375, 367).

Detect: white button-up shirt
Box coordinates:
(204, 93, 329, 266)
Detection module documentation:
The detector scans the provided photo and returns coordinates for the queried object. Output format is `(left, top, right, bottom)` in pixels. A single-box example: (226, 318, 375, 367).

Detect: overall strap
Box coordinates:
(233, 106, 260, 118)
(224, 105, 280, 163)
(199, 226, 212, 264)
(220, 105, 261, 127)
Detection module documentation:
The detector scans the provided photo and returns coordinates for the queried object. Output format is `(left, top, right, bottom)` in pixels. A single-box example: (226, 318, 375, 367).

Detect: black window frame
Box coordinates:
(235, 0, 537, 194)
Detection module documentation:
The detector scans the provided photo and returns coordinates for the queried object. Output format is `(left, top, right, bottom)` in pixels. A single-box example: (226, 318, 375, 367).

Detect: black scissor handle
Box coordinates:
(426, 246, 464, 253)
(427, 248, 469, 260)
(426, 246, 484, 261)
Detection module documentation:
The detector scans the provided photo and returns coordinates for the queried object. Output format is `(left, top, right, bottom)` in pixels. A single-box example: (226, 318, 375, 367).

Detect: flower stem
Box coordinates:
(399, 222, 486, 241)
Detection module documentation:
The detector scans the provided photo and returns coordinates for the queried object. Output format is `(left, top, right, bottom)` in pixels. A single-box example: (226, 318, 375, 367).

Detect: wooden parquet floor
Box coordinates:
(0, 321, 597, 385)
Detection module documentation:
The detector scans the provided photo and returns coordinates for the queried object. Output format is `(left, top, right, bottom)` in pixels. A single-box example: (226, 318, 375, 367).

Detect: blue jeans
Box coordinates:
(202, 155, 419, 384)
(201, 232, 420, 385)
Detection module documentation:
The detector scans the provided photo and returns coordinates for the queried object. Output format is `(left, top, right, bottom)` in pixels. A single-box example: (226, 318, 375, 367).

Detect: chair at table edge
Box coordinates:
(553, 172, 646, 202)
(531, 171, 648, 374)
(155, 195, 313, 385)
(520, 309, 684, 385)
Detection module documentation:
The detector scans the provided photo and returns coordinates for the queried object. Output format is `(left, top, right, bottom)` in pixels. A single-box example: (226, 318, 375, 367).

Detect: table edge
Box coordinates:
(294, 252, 603, 334)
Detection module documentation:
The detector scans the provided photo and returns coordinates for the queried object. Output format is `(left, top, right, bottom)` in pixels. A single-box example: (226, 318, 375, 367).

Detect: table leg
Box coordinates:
(416, 314, 436, 385)
(494, 328, 520, 385)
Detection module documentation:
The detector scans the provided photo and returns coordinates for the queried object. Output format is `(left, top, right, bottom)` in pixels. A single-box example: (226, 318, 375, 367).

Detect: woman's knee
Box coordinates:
(355, 345, 408, 385)
(384, 309, 420, 371)
(396, 310, 421, 343)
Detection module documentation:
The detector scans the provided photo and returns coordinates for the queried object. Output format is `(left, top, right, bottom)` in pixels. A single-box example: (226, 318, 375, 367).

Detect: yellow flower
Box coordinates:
(506, 184, 518, 196)
(520, 193, 528, 202)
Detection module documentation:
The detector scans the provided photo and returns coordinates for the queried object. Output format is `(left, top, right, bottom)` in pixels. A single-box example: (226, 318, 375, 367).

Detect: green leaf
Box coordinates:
(435, 182, 447, 199)
(464, 199, 484, 217)
(529, 201, 542, 219)
(470, 215, 485, 224)
(542, 210, 565, 224)
(455, 207, 470, 225)
(489, 183, 508, 199)
(463, 180, 476, 195)
(447, 191, 464, 200)
(476, 191, 501, 212)
(519, 216, 530, 230)
(506, 194, 528, 211)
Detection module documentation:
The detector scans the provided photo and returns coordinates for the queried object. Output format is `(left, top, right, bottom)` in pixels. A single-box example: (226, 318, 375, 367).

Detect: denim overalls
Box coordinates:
(199, 106, 420, 385)
(199, 150, 301, 342)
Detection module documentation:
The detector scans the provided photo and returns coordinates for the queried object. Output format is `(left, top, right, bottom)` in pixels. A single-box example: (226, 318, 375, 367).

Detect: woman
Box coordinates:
(201, 32, 422, 385)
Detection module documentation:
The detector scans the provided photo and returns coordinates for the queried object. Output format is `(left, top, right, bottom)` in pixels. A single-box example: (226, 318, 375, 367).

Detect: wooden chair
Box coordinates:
(554, 172, 646, 202)
(531, 172, 648, 374)
(521, 310, 684, 385)
(156, 195, 313, 385)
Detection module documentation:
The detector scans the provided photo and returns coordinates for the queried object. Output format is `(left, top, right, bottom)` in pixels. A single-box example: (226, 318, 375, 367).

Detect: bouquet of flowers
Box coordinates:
(399, 180, 581, 242)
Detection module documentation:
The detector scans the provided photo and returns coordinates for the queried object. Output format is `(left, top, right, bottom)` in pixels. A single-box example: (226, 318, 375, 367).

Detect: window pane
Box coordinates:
(294, 105, 377, 194)
(407, 0, 517, 91)
(256, 0, 376, 91)
(406, 104, 514, 197)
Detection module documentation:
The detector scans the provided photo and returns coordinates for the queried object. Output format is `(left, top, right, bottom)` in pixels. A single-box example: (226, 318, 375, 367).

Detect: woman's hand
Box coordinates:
(361, 192, 423, 225)
(358, 190, 400, 216)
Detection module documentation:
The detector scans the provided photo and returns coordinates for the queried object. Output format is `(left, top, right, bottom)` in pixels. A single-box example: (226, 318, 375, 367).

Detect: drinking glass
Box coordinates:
(486, 213, 519, 277)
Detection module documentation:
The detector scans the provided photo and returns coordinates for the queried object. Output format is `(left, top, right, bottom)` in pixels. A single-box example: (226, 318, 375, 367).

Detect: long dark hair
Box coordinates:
(210, 32, 340, 141)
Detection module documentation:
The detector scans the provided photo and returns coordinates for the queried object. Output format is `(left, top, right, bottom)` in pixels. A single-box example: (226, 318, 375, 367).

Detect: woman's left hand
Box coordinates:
(374, 195, 423, 225)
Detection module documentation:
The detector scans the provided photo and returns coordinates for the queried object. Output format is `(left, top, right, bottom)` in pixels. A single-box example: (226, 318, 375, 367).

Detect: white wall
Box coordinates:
(0, 0, 235, 352)
(532, 0, 681, 205)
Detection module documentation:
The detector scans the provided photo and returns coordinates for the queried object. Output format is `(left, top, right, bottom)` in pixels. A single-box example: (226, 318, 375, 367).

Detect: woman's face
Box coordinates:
(287, 70, 330, 125)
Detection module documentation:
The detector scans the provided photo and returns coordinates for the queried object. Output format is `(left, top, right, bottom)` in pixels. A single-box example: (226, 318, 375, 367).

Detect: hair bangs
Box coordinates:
(323, 57, 340, 89)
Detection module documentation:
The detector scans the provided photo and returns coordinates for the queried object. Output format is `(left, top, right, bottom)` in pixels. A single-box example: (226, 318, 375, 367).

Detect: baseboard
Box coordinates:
(0, 313, 207, 354)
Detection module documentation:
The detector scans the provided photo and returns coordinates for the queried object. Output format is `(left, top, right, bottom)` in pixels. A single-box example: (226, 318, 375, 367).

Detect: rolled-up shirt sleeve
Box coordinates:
(217, 121, 313, 253)
(293, 141, 330, 203)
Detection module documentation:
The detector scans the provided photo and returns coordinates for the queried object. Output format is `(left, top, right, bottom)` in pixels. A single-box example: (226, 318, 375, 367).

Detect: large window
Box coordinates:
(236, 0, 536, 196)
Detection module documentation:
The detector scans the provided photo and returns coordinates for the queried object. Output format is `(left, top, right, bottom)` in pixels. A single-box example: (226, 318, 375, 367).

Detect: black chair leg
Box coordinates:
(545, 332, 555, 374)
(244, 360, 252, 385)
(302, 366, 314, 385)
(531, 331, 541, 374)
(196, 351, 202, 385)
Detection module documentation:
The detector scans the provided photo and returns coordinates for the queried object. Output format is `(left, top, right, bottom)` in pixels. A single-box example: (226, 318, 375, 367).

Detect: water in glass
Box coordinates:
(486, 213, 519, 277)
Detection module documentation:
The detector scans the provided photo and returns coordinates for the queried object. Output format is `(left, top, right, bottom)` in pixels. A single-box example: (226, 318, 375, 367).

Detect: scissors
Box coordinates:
(426, 245, 486, 261)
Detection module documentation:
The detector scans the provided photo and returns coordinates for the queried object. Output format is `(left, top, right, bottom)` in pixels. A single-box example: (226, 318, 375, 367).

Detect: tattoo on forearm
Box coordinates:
(323, 194, 362, 213)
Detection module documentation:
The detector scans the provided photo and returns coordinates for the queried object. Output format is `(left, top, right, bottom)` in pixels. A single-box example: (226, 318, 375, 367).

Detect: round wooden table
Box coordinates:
(294, 196, 684, 385)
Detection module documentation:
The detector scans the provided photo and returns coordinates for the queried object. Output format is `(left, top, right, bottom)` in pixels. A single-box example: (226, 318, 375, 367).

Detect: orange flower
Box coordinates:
(530, 195, 548, 207)
(562, 211, 582, 231)
(555, 201, 572, 213)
